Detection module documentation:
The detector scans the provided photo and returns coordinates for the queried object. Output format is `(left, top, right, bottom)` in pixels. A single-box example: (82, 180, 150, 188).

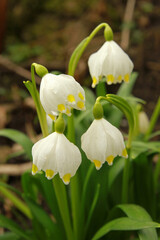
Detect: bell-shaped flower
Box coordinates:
(32, 132, 82, 184)
(88, 40, 134, 87)
(81, 118, 128, 170)
(40, 73, 85, 120)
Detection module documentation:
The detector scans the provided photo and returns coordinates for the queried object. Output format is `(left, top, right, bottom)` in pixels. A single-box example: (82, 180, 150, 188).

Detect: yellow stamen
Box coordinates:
(78, 92, 84, 100)
(117, 75, 122, 82)
(122, 148, 128, 158)
(63, 173, 71, 184)
(66, 108, 71, 116)
(48, 114, 56, 121)
(92, 76, 97, 87)
(107, 75, 114, 83)
(77, 101, 84, 109)
(106, 155, 114, 166)
(67, 94, 75, 103)
(124, 74, 129, 82)
(57, 104, 65, 112)
(93, 160, 102, 170)
(32, 164, 38, 174)
(46, 169, 54, 179)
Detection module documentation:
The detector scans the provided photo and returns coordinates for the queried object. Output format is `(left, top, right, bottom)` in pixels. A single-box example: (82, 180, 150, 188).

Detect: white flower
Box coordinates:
(81, 118, 128, 169)
(88, 40, 134, 87)
(40, 73, 85, 120)
(32, 132, 82, 184)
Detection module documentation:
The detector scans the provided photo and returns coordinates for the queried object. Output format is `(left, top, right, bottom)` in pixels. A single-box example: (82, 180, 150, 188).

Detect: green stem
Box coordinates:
(67, 109, 75, 143)
(70, 176, 81, 240)
(96, 81, 107, 97)
(145, 97, 160, 141)
(154, 154, 160, 192)
(68, 23, 113, 76)
(31, 64, 48, 137)
(0, 186, 32, 219)
(67, 110, 81, 240)
(53, 176, 74, 240)
(153, 154, 160, 219)
(121, 148, 131, 203)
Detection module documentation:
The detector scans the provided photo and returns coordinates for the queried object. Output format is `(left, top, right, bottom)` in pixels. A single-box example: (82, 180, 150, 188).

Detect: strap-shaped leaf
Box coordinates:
(0, 129, 33, 160)
(92, 204, 160, 240)
(118, 204, 158, 240)
(23, 195, 63, 240)
(92, 217, 159, 240)
(0, 232, 20, 240)
(0, 215, 30, 240)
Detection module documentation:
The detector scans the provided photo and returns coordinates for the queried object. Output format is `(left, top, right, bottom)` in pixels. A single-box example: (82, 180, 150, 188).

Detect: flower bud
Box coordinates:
(33, 63, 48, 77)
(55, 114, 65, 134)
(138, 111, 149, 134)
(93, 102, 103, 119)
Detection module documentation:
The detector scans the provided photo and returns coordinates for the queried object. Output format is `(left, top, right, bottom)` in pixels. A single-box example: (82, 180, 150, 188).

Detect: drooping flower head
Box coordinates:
(81, 102, 128, 169)
(40, 73, 85, 120)
(88, 40, 134, 88)
(32, 114, 81, 184)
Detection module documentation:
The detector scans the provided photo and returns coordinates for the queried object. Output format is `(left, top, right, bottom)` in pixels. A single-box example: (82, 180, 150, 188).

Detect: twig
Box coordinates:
(0, 162, 32, 175)
(0, 55, 40, 83)
(121, 0, 136, 50)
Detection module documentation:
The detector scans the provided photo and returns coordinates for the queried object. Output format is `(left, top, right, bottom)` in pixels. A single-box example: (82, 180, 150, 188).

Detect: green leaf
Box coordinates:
(0, 232, 20, 240)
(0, 129, 33, 161)
(132, 154, 155, 215)
(131, 140, 160, 158)
(92, 217, 160, 240)
(117, 204, 158, 240)
(23, 195, 63, 240)
(92, 204, 160, 240)
(85, 184, 100, 233)
(138, 228, 158, 240)
(117, 204, 154, 221)
(0, 215, 30, 240)
(108, 157, 124, 190)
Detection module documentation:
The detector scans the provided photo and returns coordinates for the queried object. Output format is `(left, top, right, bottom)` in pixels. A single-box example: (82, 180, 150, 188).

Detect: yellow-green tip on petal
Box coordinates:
(106, 155, 114, 166)
(92, 76, 97, 88)
(46, 169, 54, 179)
(122, 148, 128, 158)
(93, 160, 102, 170)
(78, 92, 84, 100)
(67, 94, 75, 103)
(32, 164, 38, 175)
(77, 101, 85, 110)
(48, 114, 56, 121)
(107, 75, 114, 84)
(66, 108, 71, 116)
(62, 173, 71, 185)
(57, 104, 66, 112)
(124, 74, 129, 82)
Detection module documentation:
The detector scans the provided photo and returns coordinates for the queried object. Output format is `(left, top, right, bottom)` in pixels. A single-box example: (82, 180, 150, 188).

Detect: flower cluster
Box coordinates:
(31, 32, 133, 184)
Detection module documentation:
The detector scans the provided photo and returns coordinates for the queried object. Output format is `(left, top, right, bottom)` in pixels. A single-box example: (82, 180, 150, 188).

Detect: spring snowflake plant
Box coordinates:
(0, 23, 160, 240)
